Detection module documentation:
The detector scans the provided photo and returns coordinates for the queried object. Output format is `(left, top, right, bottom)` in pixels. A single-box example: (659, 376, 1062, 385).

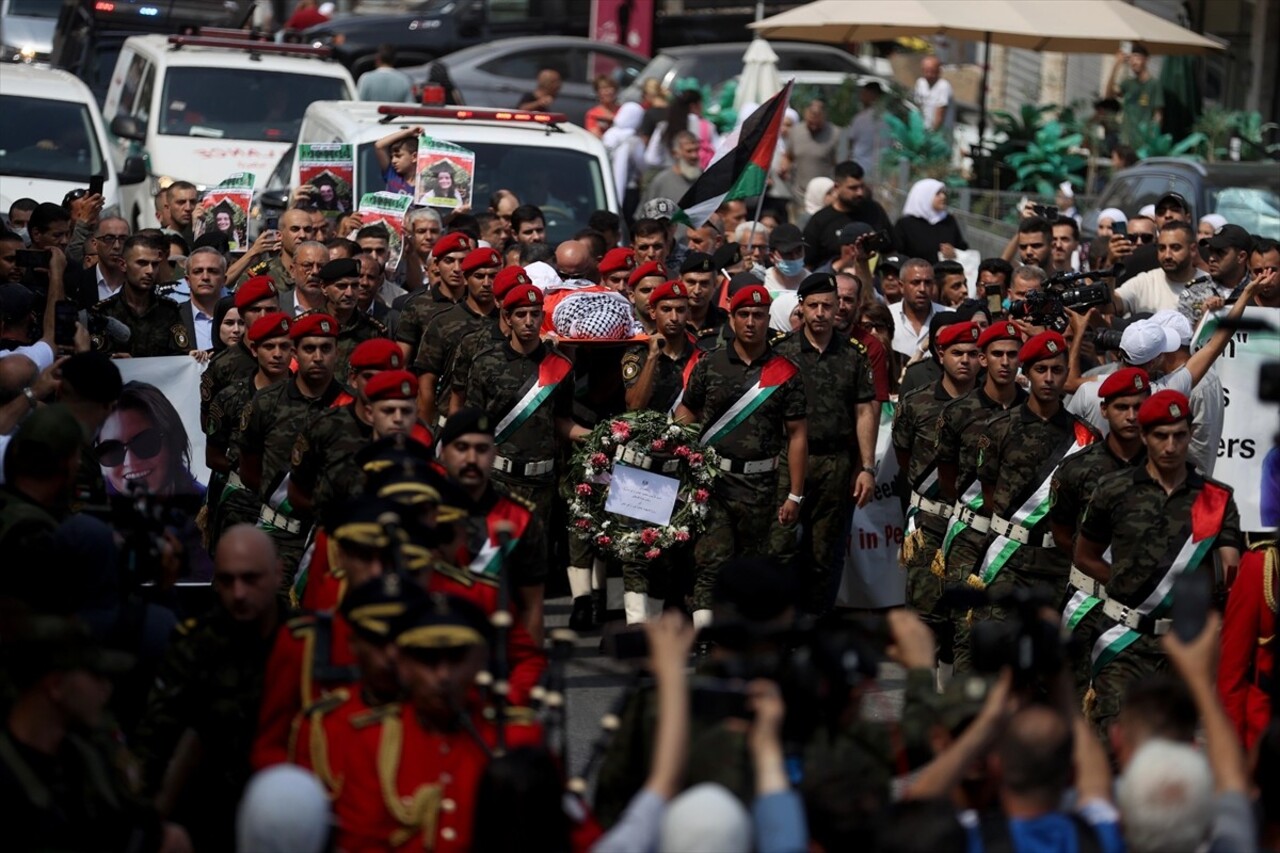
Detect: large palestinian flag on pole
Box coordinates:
(673, 80, 794, 227)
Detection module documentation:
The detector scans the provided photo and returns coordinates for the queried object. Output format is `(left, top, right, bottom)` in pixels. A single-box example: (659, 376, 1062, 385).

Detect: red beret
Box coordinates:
(502, 283, 544, 311)
(627, 260, 665, 290)
(365, 369, 418, 402)
(935, 321, 981, 350)
(728, 284, 772, 313)
(1098, 367, 1151, 401)
(1138, 389, 1191, 428)
(349, 337, 404, 371)
(247, 311, 291, 343)
(493, 266, 531, 300)
(461, 247, 502, 274)
(289, 312, 339, 340)
(599, 247, 636, 276)
(649, 280, 690, 306)
(432, 232, 473, 259)
(977, 321, 1023, 349)
(235, 275, 277, 310)
(1018, 331, 1067, 365)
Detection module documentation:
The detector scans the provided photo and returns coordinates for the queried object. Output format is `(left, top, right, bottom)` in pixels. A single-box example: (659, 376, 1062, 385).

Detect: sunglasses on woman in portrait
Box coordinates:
(93, 429, 165, 466)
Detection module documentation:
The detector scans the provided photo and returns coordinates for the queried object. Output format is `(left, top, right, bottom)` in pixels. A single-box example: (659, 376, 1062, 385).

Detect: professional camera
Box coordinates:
(866, 230, 895, 254)
(941, 585, 1074, 684)
(1007, 266, 1118, 332)
(1093, 327, 1126, 350)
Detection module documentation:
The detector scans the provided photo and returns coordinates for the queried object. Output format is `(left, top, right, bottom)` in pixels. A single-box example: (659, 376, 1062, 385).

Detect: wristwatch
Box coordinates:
(861, 465, 876, 476)
(787, 492, 804, 505)
(21, 386, 37, 409)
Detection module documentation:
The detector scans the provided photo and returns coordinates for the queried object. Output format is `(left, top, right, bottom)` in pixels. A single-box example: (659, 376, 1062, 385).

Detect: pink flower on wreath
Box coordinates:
(575, 519, 592, 529)
(644, 548, 662, 560)
(688, 452, 704, 468)
(596, 535, 612, 547)
(640, 527, 661, 545)
(575, 483, 593, 497)
(650, 438, 668, 452)
(694, 488, 710, 504)
(610, 420, 632, 441)
(673, 445, 691, 458)
(590, 452, 609, 467)
(674, 530, 691, 542)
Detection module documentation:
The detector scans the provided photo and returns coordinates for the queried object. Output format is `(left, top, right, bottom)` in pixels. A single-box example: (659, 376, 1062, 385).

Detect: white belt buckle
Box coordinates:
(743, 458, 775, 475)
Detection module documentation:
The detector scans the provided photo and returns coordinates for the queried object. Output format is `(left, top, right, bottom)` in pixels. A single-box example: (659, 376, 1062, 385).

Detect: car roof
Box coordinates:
(0, 62, 97, 102)
(436, 35, 647, 67)
(1118, 157, 1280, 183)
(656, 41, 853, 58)
(302, 101, 602, 147)
(122, 34, 351, 76)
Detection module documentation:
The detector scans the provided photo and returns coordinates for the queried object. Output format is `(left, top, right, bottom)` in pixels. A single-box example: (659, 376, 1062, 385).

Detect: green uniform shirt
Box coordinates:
(935, 384, 1028, 497)
(290, 402, 374, 517)
(1049, 440, 1146, 532)
(414, 300, 497, 416)
(682, 343, 806, 462)
(620, 335, 698, 414)
(465, 340, 572, 472)
(333, 310, 389, 378)
(395, 286, 459, 364)
(449, 322, 507, 397)
(201, 342, 257, 424)
(689, 305, 729, 352)
(205, 377, 256, 463)
(236, 254, 293, 292)
(893, 381, 959, 530)
(91, 292, 189, 357)
(773, 330, 874, 453)
(236, 378, 345, 502)
(1119, 76, 1164, 145)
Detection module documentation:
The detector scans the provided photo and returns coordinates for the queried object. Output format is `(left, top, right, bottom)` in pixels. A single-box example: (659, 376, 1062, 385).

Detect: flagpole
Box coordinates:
(745, 188, 768, 273)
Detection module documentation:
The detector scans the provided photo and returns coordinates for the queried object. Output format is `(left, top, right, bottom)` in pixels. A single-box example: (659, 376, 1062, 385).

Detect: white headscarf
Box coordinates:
(803, 177, 835, 215)
(769, 289, 800, 333)
(237, 766, 330, 853)
(902, 178, 947, 225)
(1199, 213, 1228, 232)
(1097, 207, 1127, 226)
(1138, 203, 1156, 218)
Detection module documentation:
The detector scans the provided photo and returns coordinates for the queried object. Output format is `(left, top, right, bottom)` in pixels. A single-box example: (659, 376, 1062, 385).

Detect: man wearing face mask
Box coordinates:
(638, 131, 701, 215)
(763, 223, 810, 291)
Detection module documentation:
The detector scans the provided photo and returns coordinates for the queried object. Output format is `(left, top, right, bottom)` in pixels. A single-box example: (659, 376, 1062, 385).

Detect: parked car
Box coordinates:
(403, 37, 647, 125)
(1083, 157, 1280, 239)
(1, 0, 59, 63)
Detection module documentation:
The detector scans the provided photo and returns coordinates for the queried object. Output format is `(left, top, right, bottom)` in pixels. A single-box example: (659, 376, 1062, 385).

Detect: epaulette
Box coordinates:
(350, 702, 400, 729)
(301, 687, 351, 718)
(175, 616, 200, 636)
(900, 382, 933, 401)
(848, 336, 867, 354)
(767, 328, 788, 346)
(504, 706, 538, 725)
(92, 296, 116, 310)
(503, 490, 537, 512)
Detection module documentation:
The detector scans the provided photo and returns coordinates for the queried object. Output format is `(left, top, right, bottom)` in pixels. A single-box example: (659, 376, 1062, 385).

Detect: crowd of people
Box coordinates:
(1, 59, 1279, 852)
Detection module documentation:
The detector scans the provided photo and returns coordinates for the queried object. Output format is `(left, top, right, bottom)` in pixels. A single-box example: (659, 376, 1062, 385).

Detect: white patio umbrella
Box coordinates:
(733, 37, 783, 111)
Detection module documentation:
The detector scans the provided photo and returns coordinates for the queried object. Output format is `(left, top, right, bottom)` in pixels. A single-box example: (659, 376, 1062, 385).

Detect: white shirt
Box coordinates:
(1114, 269, 1203, 315)
(1188, 367, 1222, 476)
(1066, 365, 1194, 433)
(96, 265, 122, 301)
(0, 339, 55, 372)
(888, 300, 948, 359)
(914, 77, 953, 131)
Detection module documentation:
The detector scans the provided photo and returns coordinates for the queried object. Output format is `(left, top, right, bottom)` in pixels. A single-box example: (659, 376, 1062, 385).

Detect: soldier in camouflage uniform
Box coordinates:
(680, 251, 728, 350)
(394, 231, 472, 364)
(446, 265, 528, 416)
(891, 320, 979, 659)
(935, 321, 1026, 671)
(675, 285, 807, 630)
(234, 207, 317, 289)
(1075, 389, 1241, 737)
(414, 246, 500, 428)
(967, 332, 1099, 641)
(132, 525, 288, 850)
(316, 257, 389, 377)
(235, 313, 346, 578)
(203, 312, 293, 550)
(464, 283, 585, 544)
(1049, 367, 1150, 701)
(200, 276, 280, 425)
(770, 273, 879, 614)
(90, 234, 188, 357)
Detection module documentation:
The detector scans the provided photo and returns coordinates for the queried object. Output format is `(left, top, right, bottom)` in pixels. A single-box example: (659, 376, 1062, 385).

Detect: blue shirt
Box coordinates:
(382, 165, 414, 196)
(966, 807, 1125, 853)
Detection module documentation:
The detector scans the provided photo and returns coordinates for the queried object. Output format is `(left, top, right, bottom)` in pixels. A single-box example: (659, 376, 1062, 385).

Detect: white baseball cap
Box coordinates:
(1120, 320, 1181, 365)
(1149, 309, 1193, 348)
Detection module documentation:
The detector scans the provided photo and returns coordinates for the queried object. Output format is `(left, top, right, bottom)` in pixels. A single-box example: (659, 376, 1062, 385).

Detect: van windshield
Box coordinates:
(160, 69, 349, 142)
(355, 139, 608, 244)
(0, 94, 105, 181)
(8, 0, 60, 16)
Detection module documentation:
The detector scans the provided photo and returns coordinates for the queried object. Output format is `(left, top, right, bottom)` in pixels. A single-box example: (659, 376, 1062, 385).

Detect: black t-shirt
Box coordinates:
(803, 199, 894, 268)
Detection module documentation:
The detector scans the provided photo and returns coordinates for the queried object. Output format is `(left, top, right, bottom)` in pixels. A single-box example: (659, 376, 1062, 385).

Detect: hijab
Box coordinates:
(902, 178, 948, 225)
(210, 295, 237, 353)
(603, 101, 643, 151)
(803, 177, 835, 215)
(1097, 207, 1128, 226)
(1199, 213, 1228, 232)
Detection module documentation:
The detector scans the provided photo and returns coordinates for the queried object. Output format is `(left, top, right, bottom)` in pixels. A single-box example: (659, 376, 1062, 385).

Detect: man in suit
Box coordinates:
(66, 216, 130, 309)
(180, 246, 229, 351)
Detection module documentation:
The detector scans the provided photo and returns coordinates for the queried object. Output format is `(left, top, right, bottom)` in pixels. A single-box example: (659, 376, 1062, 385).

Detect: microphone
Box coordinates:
(1048, 263, 1124, 284)
(80, 310, 131, 343)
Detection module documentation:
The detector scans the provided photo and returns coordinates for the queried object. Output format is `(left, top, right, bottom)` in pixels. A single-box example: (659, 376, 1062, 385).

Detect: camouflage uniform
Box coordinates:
(90, 292, 189, 357)
(448, 323, 507, 409)
(413, 301, 498, 426)
(1078, 464, 1240, 735)
(689, 305, 729, 352)
(769, 331, 875, 613)
(237, 253, 293, 291)
(200, 342, 257, 424)
(682, 344, 806, 610)
(204, 377, 277, 547)
(132, 600, 290, 849)
(935, 386, 1026, 671)
(464, 340, 573, 541)
(0, 485, 60, 604)
(236, 378, 346, 575)
(394, 287, 459, 365)
(290, 403, 375, 520)
(891, 381, 963, 653)
(334, 310, 389, 378)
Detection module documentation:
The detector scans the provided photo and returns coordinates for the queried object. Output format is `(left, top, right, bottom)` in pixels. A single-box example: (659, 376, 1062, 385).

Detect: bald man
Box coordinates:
(236, 208, 318, 291)
(914, 56, 953, 132)
(556, 239, 599, 283)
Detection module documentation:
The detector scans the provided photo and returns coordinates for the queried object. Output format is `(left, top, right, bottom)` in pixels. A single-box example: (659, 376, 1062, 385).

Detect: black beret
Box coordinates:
(797, 273, 837, 299)
(318, 257, 360, 283)
(680, 251, 713, 275)
(437, 406, 494, 447)
(726, 270, 764, 298)
(710, 242, 742, 270)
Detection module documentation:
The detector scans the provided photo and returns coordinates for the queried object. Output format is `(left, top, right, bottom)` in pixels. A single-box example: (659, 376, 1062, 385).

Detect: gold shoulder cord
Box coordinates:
(378, 716, 443, 849)
(1262, 540, 1278, 646)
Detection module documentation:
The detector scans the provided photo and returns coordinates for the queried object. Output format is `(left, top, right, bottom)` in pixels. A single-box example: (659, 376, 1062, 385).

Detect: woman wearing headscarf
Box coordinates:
(605, 101, 646, 209)
(893, 178, 967, 262)
(1198, 212, 1228, 242)
(799, 177, 835, 227)
(1096, 207, 1128, 238)
(1092, 207, 1129, 267)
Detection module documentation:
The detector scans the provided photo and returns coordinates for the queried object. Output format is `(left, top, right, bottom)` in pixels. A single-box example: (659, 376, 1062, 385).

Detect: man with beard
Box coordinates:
(640, 131, 701, 213)
(280, 241, 330, 317)
(90, 234, 188, 356)
(1012, 216, 1053, 270)
(803, 160, 893, 269)
(318, 258, 388, 376)
(893, 320, 980, 661)
(681, 254, 728, 350)
(1177, 223, 1251, 325)
(1050, 216, 1081, 275)
(1113, 222, 1207, 315)
(1113, 192, 1192, 285)
(834, 272, 890, 401)
(888, 258, 948, 359)
(395, 231, 472, 364)
(1245, 239, 1280, 308)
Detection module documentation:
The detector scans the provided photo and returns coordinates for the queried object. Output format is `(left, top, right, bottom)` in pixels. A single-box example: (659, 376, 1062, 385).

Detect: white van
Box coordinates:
(102, 32, 355, 229)
(0, 62, 126, 213)
(267, 102, 619, 245)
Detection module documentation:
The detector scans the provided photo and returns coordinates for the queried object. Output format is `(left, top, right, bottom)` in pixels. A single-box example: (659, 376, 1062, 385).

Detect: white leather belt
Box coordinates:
(909, 491, 953, 518)
(616, 446, 681, 474)
(952, 501, 990, 532)
(227, 471, 245, 489)
(990, 515, 1055, 547)
(1068, 566, 1107, 599)
(717, 455, 779, 475)
(1101, 598, 1171, 635)
(258, 505, 303, 535)
(493, 456, 555, 477)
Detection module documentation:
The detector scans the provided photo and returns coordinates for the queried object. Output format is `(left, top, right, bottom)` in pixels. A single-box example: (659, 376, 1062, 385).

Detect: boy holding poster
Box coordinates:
(374, 126, 421, 195)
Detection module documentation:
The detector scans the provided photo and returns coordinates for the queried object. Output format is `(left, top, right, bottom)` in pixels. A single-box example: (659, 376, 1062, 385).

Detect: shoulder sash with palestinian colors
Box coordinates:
(667, 347, 704, 416)
(973, 421, 1096, 588)
(459, 497, 532, 581)
(493, 350, 573, 444)
(699, 353, 798, 447)
(942, 479, 984, 556)
(1090, 481, 1231, 674)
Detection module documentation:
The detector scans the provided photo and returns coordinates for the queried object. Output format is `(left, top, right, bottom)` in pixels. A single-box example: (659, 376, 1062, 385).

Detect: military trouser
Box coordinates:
(1068, 608, 1105, 705)
(1088, 636, 1168, 741)
(264, 525, 310, 585)
(622, 551, 684, 599)
(211, 484, 262, 554)
(768, 452, 852, 614)
(900, 518, 950, 662)
(692, 473, 775, 611)
(493, 472, 556, 566)
(946, 528, 992, 674)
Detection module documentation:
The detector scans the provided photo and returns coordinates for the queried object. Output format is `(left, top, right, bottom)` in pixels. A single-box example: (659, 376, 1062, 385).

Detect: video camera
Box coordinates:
(1007, 265, 1119, 332)
(941, 585, 1075, 685)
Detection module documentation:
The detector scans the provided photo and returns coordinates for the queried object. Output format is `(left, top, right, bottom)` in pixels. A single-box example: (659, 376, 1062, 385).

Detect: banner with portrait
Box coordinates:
(1192, 306, 1280, 532)
(414, 136, 475, 210)
(837, 402, 906, 608)
(356, 191, 413, 270)
(193, 172, 255, 252)
(299, 143, 355, 221)
(106, 356, 210, 495)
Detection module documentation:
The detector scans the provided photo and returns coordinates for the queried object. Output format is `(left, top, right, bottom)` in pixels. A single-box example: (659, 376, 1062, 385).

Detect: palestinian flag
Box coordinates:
(673, 80, 794, 228)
